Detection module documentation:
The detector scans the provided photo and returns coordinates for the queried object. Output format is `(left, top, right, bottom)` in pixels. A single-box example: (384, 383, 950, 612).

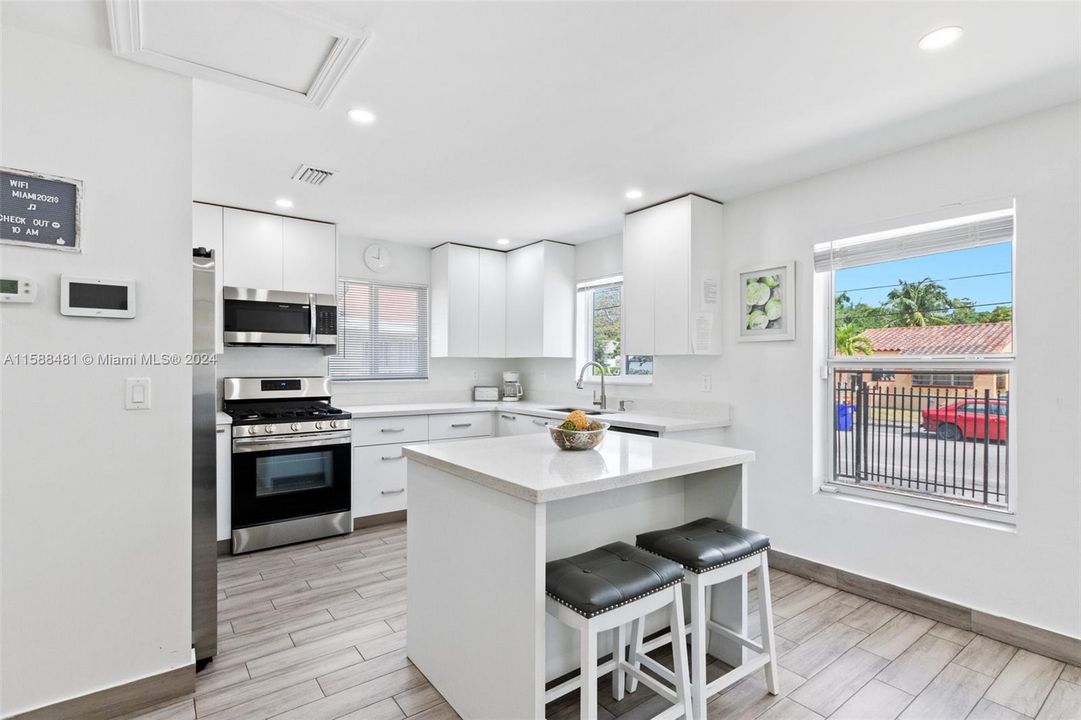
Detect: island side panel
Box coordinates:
(407, 460, 546, 719)
(683, 463, 748, 666)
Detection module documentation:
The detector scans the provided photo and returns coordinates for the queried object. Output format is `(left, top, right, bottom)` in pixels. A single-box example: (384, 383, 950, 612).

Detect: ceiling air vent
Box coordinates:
(291, 164, 336, 187)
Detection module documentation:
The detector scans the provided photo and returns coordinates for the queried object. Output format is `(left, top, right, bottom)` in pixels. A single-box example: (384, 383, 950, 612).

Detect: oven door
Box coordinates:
(231, 431, 351, 529)
(223, 287, 315, 346)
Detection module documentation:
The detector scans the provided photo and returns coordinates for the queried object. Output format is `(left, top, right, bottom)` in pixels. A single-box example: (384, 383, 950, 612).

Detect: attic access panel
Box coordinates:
(107, 0, 368, 108)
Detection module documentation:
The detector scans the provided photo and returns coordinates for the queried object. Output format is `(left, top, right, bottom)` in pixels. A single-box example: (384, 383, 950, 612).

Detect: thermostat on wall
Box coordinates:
(0, 276, 37, 303)
(60, 275, 136, 318)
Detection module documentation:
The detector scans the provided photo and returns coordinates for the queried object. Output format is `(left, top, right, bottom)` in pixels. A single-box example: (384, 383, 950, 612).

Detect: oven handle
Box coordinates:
(309, 293, 317, 345)
(232, 431, 352, 453)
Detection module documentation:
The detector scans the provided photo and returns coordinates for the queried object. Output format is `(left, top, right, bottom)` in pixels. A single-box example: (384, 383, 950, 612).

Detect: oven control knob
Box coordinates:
(330, 420, 339, 429)
(315, 421, 324, 430)
(265, 424, 274, 433)
(247, 426, 256, 435)
(290, 423, 300, 431)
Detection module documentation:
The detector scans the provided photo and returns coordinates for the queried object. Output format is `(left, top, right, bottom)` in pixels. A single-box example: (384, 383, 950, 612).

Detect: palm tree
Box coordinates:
(835, 324, 873, 356)
(886, 278, 950, 326)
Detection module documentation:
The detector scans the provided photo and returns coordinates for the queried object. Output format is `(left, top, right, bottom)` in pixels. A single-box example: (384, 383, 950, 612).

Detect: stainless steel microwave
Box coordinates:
(223, 287, 337, 348)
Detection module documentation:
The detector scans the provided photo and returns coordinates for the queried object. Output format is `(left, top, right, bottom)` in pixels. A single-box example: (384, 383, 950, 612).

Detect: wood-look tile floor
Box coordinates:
(128, 522, 1081, 720)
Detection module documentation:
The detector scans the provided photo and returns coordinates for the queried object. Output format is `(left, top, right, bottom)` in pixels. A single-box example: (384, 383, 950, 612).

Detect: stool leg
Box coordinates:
(580, 625, 598, 720)
(627, 617, 644, 693)
(757, 553, 779, 695)
(689, 577, 708, 720)
(613, 624, 626, 700)
(670, 584, 694, 719)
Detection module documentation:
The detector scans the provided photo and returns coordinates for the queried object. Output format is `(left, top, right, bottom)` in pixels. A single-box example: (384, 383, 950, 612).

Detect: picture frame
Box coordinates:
(1, 166, 83, 253)
(738, 261, 795, 342)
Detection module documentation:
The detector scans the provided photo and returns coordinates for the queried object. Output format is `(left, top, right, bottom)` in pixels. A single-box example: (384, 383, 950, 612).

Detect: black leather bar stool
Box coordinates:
(633, 518, 779, 720)
(546, 541, 693, 720)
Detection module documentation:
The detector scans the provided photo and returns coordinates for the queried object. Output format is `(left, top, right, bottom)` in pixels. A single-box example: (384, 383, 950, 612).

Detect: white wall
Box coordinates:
(0, 26, 194, 715)
(720, 102, 1081, 637)
(216, 236, 510, 405)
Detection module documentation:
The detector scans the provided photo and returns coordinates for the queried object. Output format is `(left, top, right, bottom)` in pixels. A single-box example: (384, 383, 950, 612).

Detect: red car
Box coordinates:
(921, 399, 1008, 441)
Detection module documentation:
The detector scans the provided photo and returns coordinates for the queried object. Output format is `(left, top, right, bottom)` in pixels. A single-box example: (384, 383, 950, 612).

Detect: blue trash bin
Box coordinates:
(836, 403, 854, 431)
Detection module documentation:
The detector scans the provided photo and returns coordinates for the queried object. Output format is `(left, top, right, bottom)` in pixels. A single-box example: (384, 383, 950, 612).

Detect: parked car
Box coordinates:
(921, 399, 1008, 441)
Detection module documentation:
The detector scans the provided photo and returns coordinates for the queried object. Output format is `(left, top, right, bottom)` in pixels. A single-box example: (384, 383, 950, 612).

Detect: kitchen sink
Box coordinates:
(546, 407, 605, 415)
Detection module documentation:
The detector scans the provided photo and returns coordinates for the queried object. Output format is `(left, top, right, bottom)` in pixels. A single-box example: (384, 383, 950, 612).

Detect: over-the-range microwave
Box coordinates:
(223, 287, 337, 349)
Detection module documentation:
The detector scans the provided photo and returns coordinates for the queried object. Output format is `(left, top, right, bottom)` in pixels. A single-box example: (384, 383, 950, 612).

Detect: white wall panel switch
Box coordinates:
(701, 374, 712, 392)
(125, 377, 151, 410)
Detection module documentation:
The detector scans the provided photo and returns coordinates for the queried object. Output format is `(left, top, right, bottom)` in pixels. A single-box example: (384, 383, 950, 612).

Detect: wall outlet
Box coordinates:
(471, 369, 478, 381)
(700, 374, 712, 393)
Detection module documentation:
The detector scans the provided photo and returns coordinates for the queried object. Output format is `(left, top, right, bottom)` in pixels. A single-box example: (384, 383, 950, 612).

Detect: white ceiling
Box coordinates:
(5, 2, 1081, 248)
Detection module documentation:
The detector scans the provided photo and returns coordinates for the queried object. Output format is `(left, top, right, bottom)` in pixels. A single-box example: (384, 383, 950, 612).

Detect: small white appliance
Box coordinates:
(502, 371, 524, 402)
(60, 275, 135, 318)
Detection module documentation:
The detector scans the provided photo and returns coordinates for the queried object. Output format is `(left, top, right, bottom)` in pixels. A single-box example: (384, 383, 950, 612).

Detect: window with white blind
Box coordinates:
(329, 279, 430, 381)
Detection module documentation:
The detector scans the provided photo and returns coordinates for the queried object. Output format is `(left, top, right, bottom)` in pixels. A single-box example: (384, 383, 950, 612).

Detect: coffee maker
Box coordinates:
(502, 371, 524, 401)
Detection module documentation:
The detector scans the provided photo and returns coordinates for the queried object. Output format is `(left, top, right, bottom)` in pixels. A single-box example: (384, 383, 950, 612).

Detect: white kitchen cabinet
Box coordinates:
(477, 249, 507, 357)
(282, 217, 336, 295)
(429, 412, 493, 441)
(352, 415, 429, 446)
(222, 208, 283, 290)
(497, 411, 551, 436)
(623, 195, 723, 356)
(431, 245, 506, 358)
(193, 202, 225, 355)
(216, 423, 231, 542)
(505, 241, 575, 358)
(220, 206, 337, 294)
(353, 444, 409, 516)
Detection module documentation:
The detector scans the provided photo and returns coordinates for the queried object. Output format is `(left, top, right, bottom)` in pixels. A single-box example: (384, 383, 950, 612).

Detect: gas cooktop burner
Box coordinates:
(225, 403, 348, 423)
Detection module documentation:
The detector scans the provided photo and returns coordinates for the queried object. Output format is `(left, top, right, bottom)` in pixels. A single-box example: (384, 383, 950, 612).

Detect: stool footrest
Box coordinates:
(543, 657, 618, 703)
(705, 652, 771, 696)
(620, 659, 677, 705)
(707, 619, 765, 654)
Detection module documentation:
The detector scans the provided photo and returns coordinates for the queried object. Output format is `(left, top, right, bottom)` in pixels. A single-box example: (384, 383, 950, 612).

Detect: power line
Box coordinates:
(837, 300, 1013, 323)
(836, 270, 1012, 295)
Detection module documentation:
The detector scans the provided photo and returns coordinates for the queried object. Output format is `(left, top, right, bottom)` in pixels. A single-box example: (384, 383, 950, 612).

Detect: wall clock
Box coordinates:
(364, 244, 391, 273)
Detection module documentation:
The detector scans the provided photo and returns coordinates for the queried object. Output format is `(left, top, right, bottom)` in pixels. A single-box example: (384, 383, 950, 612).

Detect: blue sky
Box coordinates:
(835, 242, 1013, 310)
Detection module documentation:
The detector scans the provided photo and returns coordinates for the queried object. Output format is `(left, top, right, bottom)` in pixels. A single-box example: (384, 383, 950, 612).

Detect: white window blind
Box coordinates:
(329, 279, 429, 381)
(813, 207, 1014, 272)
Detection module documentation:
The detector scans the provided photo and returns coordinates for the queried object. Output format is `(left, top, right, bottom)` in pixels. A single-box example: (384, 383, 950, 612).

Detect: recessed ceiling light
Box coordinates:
(275, 198, 293, 209)
(625, 189, 643, 200)
(496, 238, 510, 246)
(919, 26, 963, 51)
(348, 108, 376, 124)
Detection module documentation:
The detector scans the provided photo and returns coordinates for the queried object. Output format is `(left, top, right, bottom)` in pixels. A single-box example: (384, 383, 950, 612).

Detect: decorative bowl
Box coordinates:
(548, 421, 609, 451)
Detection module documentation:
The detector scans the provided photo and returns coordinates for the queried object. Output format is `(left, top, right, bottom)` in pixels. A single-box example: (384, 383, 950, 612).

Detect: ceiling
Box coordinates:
(4, 2, 1080, 248)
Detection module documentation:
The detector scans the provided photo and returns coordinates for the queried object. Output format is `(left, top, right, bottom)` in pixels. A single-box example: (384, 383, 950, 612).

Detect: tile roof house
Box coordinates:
(861, 322, 1012, 356)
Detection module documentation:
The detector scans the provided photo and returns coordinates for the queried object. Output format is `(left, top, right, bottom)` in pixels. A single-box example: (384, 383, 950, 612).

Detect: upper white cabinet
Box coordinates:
(431, 244, 505, 357)
(192, 202, 225, 355)
(623, 195, 723, 356)
(283, 218, 336, 295)
(505, 241, 575, 358)
(221, 207, 336, 295)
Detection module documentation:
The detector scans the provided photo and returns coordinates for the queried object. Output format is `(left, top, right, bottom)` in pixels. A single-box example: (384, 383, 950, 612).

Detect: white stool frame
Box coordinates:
(546, 584, 693, 720)
(629, 551, 779, 720)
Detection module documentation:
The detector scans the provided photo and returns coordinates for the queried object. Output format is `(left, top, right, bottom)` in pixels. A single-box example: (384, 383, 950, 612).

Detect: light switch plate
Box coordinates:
(125, 377, 151, 410)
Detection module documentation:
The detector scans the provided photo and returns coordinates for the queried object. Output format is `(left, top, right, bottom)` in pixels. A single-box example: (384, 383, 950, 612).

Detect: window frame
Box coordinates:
(575, 275, 653, 386)
(820, 220, 1017, 521)
(328, 277, 431, 383)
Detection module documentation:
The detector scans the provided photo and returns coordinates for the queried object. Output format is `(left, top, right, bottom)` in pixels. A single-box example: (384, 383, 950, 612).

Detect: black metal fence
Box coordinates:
(833, 370, 1009, 508)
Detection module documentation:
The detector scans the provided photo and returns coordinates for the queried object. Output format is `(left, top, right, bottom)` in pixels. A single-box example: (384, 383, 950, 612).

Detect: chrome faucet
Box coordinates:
(576, 361, 609, 411)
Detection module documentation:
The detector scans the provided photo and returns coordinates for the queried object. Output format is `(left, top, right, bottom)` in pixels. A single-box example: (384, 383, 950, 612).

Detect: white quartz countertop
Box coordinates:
(403, 433, 754, 503)
(339, 400, 729, 433)
(216, 411, 232, 425)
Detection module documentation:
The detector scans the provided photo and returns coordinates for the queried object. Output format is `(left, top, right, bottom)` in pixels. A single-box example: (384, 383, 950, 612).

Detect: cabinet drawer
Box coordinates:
(352, 444, 408, 517)
(520, 414, 553, 433)
(352, 415, 428, 446)
(428, 412, 493, 441)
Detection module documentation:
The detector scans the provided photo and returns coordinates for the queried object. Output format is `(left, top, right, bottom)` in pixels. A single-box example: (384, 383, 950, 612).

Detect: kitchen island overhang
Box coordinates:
(404, 433, 756, 720)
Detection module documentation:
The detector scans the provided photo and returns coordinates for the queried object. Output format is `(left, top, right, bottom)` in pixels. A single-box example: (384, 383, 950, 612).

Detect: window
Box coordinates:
(329, 279, 429, 381)
(817, 205, 1015, 515)
(575, 276, 653, 382)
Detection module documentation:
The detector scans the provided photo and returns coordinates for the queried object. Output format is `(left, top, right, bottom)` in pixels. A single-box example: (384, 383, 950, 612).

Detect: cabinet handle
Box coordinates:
(532, 419, 547, 426)
(381, 488, 405, 495)
(500, 414, 517, 420)
(216, 428, 227, 434)
(380, 428, 405, 433)
(450, 423, 473, 428)
(380, 455, 404, 461)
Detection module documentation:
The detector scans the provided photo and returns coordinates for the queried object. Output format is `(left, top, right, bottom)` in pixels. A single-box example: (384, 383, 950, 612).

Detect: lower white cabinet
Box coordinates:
(216, 423, 231, 542)
(497, 412, 551, 436)
(353, 444, 409, 516)
(428, 412, 493, 441)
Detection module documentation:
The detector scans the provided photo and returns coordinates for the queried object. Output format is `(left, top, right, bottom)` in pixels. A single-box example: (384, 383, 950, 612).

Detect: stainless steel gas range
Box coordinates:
(223, 377, 352, 554)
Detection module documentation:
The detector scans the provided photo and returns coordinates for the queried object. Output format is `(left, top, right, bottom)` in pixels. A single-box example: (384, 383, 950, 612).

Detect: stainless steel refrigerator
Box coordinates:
(192, 248, 217, 668)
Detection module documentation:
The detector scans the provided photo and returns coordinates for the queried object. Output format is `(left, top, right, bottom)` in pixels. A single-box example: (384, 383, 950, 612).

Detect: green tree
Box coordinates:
(835, 324, 873, 356)
(886, 278, 950, 326)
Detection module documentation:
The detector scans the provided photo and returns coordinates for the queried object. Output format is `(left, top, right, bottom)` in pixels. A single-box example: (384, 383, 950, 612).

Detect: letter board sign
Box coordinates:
(1, 167, 82, 252)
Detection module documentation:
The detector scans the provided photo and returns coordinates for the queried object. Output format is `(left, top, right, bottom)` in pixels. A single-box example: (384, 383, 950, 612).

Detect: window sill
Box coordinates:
(330, 378, 430, 384)
(576, 375, 654, 386)
(820, 482, 1016, 529)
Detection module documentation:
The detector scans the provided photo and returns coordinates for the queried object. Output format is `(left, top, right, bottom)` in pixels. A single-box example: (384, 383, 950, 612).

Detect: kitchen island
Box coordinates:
(403, 432, 755, 719)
